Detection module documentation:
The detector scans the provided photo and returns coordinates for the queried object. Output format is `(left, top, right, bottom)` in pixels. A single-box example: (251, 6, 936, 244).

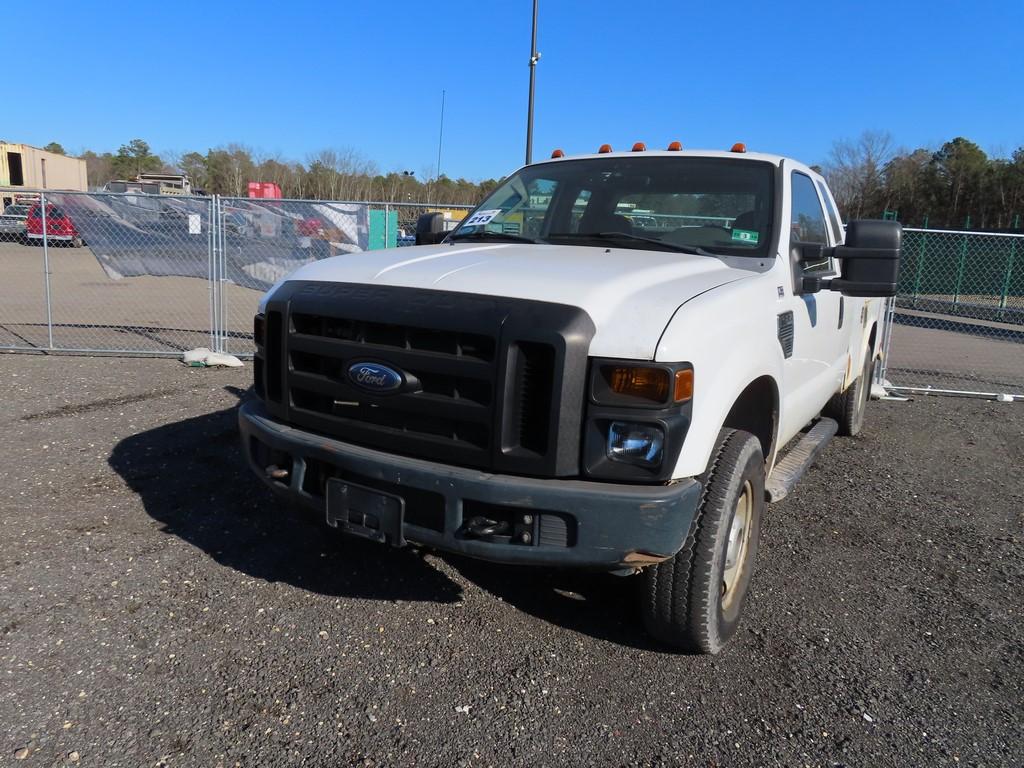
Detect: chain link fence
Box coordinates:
(0, 189, 470, 358)
(878, 227, 1024, 398)
(3, 191, 1019, 400)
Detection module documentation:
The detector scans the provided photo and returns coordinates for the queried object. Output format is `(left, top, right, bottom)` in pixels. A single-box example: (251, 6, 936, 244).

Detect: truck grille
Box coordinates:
(255, 282, 594, 477)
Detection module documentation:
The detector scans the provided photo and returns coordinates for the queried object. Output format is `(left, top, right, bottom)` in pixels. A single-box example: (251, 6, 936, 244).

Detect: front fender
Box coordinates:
(656, 276, 784, 478)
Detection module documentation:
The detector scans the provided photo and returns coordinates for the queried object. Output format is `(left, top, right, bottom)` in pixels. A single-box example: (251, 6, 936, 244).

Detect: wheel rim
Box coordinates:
(722, 479, 753, 610)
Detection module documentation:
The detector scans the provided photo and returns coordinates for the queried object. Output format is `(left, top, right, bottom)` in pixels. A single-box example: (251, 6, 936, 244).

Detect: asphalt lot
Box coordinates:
(1, 355, 1022, 767)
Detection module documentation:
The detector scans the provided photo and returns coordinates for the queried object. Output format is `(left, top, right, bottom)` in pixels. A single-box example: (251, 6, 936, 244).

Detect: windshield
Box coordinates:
(451, 156, 775, 256)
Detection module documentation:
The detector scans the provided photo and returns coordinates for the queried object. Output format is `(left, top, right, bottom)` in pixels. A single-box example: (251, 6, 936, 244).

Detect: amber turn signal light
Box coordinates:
(608, 366, 670, 403)
(673, 369, 694, 402)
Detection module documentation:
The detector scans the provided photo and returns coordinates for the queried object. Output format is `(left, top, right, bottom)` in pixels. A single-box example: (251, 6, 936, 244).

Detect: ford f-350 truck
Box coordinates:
(239, 144, 901, 653)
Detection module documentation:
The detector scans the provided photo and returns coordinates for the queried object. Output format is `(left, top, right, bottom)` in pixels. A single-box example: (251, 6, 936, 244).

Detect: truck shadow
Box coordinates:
(107, 387, 461, 604)
(107, 387, 659, 650)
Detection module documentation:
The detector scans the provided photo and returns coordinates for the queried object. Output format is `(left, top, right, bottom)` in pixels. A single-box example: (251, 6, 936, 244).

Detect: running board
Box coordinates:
(765, 417, 838, 503)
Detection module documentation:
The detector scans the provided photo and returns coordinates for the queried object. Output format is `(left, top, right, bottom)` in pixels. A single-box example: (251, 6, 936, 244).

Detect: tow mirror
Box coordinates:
(829, 220, 902, 297)
(415, 212, 446, 245)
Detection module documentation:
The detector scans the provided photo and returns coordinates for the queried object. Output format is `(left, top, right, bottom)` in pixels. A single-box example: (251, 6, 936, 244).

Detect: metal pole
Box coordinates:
(436, 90, 445, 186)
(999, 237, 1017, 312)
(40, 192, 54, 350)
(207, 198, 216, 351)
(525, 0, 539, 165)
(911, 230, 927, 307)
(953, 230, 968, 307)
(219, 196, 228, 353)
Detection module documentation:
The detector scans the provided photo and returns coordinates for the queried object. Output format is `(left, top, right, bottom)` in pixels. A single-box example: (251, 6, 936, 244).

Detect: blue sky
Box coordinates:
(4, 0, 1022, 180)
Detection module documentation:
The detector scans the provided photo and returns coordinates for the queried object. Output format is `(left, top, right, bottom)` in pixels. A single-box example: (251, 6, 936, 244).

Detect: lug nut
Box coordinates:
(522, 514, 534, 525)
(520, 532, 532, 544)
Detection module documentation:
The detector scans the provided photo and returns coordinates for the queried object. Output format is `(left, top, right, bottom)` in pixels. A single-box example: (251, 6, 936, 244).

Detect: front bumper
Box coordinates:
(27, 232, 73, 240)
(239, 400, 700, 569)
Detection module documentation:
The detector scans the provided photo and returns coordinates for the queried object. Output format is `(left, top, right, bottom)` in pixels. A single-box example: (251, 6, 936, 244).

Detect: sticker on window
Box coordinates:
(731, 228, 759, 244)
(464, 209, 502, 227)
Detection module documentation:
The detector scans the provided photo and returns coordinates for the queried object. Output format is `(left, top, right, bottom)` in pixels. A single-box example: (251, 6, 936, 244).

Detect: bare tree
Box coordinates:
(824, 130, 894, 220)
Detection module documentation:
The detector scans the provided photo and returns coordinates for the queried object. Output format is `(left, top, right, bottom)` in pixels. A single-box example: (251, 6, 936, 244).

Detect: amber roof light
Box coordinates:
(598, 143, 613, 153)
(730, 142, 747, 153)
(551, 148, 565, 158)
(631, 142, 647, 152)
(667, 141, 683, 151)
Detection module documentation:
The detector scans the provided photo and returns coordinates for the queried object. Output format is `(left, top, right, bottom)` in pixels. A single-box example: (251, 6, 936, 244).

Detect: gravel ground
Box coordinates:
(1, 354, 1021, 767)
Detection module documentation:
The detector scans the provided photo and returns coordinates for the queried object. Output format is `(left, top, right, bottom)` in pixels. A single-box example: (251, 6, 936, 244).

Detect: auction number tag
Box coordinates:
(731, 228, 759, 244)
(464, 209, 502, 227)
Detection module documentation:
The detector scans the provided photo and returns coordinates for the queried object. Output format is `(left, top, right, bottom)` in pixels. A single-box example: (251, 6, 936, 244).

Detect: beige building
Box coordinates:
(0, 142, 87, 191)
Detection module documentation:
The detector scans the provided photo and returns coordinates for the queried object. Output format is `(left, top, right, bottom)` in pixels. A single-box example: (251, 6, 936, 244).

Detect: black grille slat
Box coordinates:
(514, 342, 555, 454)
(292, 313, 496, 362)
(288, 370, 492, 424)
(289, 333, 492, 378)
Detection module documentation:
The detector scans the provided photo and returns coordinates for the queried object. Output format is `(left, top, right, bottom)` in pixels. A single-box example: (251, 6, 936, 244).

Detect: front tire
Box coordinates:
(642, 429, 765, 654)
(826, 349, 874, 436)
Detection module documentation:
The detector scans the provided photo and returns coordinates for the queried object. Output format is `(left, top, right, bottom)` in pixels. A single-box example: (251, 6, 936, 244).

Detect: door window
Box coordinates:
(791, 172, 832, 274)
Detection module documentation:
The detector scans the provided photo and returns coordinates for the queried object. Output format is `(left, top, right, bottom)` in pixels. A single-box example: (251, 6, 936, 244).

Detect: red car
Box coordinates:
(26, 203, 82, 247)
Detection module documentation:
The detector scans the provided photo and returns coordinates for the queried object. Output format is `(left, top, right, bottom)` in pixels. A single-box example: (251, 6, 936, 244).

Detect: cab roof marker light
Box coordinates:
(598, 143, 613, 154)
(730, 142, 747, 153)
(551, 148, 565, 158)
(632, 142, 647, 152)
(667, 141, 683, 151)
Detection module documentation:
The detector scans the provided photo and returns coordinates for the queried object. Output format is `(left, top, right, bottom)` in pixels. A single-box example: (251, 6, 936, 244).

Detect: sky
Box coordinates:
(3, 0, 1023, 181)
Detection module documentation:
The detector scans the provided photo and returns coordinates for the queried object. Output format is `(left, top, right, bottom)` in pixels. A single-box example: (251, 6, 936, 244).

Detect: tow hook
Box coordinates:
(460, 516, 511, 541)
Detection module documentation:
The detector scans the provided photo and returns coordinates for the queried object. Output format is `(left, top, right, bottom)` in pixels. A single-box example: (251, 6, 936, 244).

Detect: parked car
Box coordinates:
(0, 203, 30, 242)
(240, 143, 901, 654)
(26, 203, 82, 247)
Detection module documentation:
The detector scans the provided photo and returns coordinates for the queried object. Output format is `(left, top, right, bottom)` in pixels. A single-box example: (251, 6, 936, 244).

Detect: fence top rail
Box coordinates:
(218, 197, 475, 208)
(0, 188, 477, 209)
(903, 227, 1024, 239)
(0, 187, 214, 202)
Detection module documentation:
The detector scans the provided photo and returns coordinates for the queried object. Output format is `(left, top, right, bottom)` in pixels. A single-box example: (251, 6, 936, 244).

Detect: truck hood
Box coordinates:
(271, 242, 754, 359)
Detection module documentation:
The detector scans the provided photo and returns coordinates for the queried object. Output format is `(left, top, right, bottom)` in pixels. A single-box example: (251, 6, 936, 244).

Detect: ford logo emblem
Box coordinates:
(347, 362, 403, 393)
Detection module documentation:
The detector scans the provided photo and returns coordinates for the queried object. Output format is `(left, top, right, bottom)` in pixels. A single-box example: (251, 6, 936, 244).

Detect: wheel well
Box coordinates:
(722, 376, 778, 462)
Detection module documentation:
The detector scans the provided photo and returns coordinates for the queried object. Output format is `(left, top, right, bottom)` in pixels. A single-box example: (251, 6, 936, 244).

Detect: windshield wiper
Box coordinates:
(547, 231, 720, 256)
(448, 230, 542, 245)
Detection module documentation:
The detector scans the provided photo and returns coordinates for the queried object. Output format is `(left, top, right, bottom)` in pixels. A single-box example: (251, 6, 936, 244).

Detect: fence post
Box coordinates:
(911, 230, 927, 307)
(1000, 237, 1017, 313)
(40, 191, 55, 350)
(207, 196, 219, 352)
(953, 231, 968, 308)
(219, 195, 228, 354)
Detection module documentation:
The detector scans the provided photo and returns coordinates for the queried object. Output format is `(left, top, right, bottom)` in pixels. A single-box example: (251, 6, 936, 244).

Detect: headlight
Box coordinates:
(607, 421, 665, 467)
(591, 364, 693, 407)
(583, 359, 693, 481)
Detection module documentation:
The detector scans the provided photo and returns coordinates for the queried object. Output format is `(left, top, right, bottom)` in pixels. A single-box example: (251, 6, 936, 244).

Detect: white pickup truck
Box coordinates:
(240, 144, 901, 653)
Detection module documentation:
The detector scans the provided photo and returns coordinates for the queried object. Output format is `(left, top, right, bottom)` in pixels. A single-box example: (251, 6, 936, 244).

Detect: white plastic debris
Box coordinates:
(182, 347, 244, 368)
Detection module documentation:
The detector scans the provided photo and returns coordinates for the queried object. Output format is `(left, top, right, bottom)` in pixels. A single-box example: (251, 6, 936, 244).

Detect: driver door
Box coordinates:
(780, 170, 846, 433)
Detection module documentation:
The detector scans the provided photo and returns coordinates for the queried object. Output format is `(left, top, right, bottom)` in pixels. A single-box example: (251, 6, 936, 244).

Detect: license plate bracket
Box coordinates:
(326, 479, 406, 547)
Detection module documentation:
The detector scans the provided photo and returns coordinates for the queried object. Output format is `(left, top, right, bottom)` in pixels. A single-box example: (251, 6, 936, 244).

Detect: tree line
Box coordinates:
(68, 139, 500, 206)
(42, 134, 1024, 229)
(823, 131, 1024, 230)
